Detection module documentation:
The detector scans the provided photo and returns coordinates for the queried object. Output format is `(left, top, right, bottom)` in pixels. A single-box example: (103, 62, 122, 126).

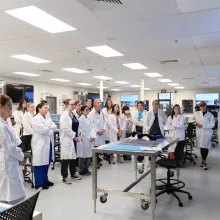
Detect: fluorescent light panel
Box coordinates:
(76, 83, 93, 86)
(62, 68, 88, 74)
(115, 81, 129, 84)
(51, 78, 70, 82)
(168, 83, 179, 86)
(5, 6, 76, 33)
(86, 45, 123, 58)
(123, 63, 148, 70)
(175, 86, 185, 89)
(93, 76, 113, 80)
(144, 72, 162, 77)
(96, 86, 108, 89)
(13, 72, 40, 77)
(144, 88, 151, 90)
(129, 85, 141, 88)
(111, 89, 122, 91)
(11, 54, 51, 63)
(158, 79, 172, 82)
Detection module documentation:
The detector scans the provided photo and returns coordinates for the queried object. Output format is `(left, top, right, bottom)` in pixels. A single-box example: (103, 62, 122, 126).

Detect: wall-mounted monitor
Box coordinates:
(158, 93, 171, 100)
(6, 83, 34, 103)
(196, 93, 219, 106)
(120, 94, 139, 106)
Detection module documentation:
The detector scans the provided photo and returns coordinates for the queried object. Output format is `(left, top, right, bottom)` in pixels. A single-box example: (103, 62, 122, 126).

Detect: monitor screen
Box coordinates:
(6, 83, 24, 103)
(196, 93, 219, 106)
(120, 95, 139, 106)
(158, 93, 171, 100)
(24, 85, 34, 103)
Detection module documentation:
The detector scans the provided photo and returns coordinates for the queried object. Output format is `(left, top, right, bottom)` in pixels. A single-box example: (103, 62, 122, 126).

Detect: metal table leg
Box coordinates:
(150, 155, 156, 220)
(134, 155, 137, 180)
(92, 151, 98, 213)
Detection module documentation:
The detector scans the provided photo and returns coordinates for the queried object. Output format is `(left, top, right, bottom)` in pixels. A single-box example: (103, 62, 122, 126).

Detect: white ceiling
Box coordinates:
(0, 0, 220, 91)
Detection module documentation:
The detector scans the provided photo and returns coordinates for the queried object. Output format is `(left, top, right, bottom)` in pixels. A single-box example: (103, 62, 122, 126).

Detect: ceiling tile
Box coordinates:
(175, 0, 220, 13)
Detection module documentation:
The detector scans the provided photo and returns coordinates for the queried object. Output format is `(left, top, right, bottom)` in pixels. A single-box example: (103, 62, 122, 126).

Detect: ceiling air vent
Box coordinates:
(182, 77, 194, 80)
(159, 60, 178, 65)
(97, 0, 123, 4)
(38, 70, 54, 73)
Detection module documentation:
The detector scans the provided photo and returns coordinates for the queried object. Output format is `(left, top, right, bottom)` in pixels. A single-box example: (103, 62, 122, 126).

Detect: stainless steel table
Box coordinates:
(92, 137, 179, 220)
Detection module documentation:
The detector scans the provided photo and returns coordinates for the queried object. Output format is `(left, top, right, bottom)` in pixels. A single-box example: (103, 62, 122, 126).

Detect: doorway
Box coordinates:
(46, 96, 57, 114)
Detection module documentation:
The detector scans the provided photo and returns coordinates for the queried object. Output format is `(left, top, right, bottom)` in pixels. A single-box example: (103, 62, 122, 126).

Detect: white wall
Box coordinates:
(0, 76, 98, 113)
(111, 88, 220, 116)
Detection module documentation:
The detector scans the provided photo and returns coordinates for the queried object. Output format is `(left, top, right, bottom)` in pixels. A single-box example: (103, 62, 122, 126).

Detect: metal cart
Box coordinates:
(92, 137, 179, 220)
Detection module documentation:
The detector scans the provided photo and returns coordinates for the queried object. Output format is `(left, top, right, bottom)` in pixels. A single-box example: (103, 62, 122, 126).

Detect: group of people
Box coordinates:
(0, 94, 216, 205)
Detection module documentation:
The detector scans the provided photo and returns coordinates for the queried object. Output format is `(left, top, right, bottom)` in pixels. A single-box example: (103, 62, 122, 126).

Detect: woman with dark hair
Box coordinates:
(78, 105, 96, 175)
(31, 102, 57, 189)
(14, 99, 27, 137)
(108, 104, 125, 163)
(101, 99, 113, 143)
(166, 104, 185, 153)
(0, 95, 26, 204)
(60, 99, 81, 184)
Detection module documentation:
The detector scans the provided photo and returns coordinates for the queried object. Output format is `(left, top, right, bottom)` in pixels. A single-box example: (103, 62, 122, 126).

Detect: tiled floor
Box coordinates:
(25, 146, 220, 220)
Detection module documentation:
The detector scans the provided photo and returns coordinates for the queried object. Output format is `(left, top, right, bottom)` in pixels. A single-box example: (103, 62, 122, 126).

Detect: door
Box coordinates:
(46, 96, 57, 114)
(159, 100, 171, 116)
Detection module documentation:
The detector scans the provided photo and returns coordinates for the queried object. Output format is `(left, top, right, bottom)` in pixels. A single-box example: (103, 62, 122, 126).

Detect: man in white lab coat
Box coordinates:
(88, 99, 106, 168)
(146, 100, 167, 136)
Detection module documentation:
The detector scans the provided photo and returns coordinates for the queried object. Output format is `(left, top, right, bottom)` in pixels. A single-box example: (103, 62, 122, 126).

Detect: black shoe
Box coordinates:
(85, 172, 92, 176)
(35, 184, 49, 190)
(45, 181, 54, 187)
(97, 165, 100, 169)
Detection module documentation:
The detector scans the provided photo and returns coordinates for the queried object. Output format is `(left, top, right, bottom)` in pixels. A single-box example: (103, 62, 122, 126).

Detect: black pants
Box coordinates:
(61, 159, 76, 178)
(200, 148, 209, 161)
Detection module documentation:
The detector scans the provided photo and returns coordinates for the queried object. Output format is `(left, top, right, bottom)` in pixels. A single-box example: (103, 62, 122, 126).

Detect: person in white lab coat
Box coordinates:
(88, 99, 106, 168)
(73, 100, 82, 120)
(40, 100, 51, 119)
(22, 103, 35, 136)
(78, 106, 96, 175)
(0, 95, 26, 204)
(101, 99, 113, 143)
(166, 104, 185, 152)
(60, 99, 81, 184)
(109, 104, 125, 163)
(31, 102, 57, 189)
(13, 99, 27, 137)
(132, 101, 148, 134)
(86, 98, 93, 112)
(146, 100, 167, 136)
(191, 101, 215, 170)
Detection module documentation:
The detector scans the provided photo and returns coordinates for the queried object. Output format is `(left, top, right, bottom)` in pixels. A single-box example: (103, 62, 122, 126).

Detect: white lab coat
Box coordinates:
(0, 117, 26, 202)
(88, 109, 106, 146)
(132, 110, 148, 133)
(60, 111, 76, 160)
(108, 114, 125, 143)
(79, 115, 96, 158)
(31, 114, 57, 166)
(14, 110, 25, 137)
(22, 112, 34, 136)
(190, 111, 215, 149)
(146, 109, 167, 135)
(101, 108, 112, 140)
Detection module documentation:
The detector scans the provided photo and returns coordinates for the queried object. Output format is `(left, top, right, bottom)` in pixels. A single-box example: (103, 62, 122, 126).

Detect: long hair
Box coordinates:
(112, 104, 120, 116)
(171, 104, 181, 119)
(122, 105, 130, 114)
(17, 99, 27, 111)
(34, 103, 46, 117)
(105, 100, 112, 110)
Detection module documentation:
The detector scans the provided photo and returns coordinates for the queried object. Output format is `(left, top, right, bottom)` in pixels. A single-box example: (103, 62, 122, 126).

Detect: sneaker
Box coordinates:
(85, 172, 92, 176)
(45, 181, 54, 187)
(62, 178, 72, 185)
(35, 184, 49, 190)
(203, 163, 208, 170)
(201, 161, 205, 167)
(71, 173, 81, 180)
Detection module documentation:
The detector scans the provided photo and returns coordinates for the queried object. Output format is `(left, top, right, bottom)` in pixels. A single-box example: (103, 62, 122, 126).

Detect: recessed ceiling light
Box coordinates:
(123, 63, 148, 70)
(158, 79, 172, 82)
(168, 83, 179, 86)
(62, 68, 88, 74)
(11, 54, 51, 63)
(93, 76, 113, 80)
(13, 72, 40, 77)
(208, 77, 218, 80)
(129, 85, 141, 88)
(144, 88, 152, 90)
(96, 86, 109, 89)
(76, 83, 93, 86)
(86, 45, 123, 58)
(115, 81, 129, 84)
(50, 78, 70, 82)
(111, 89, 122, 91)
(144, 73, 162, 77)
(5, 5, 76, 33)
(175, 86, 185, 89)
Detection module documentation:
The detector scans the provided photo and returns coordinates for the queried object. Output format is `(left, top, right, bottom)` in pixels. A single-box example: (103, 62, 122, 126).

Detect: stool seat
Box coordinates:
(156, 158, 177, 169)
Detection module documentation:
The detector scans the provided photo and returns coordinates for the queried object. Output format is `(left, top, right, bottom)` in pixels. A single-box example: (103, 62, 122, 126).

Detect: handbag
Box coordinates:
(20, 135, 32, 152)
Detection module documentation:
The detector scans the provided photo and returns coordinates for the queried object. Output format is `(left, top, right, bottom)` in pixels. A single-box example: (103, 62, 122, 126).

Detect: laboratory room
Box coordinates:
(0, 1, 220, 220)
